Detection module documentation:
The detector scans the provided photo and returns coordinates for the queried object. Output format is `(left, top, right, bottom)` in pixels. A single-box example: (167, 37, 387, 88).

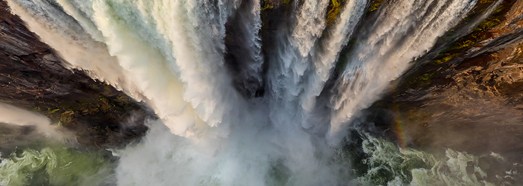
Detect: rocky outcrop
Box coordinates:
(391, 42, 523, 156)
(371, 0, 523, 161)
(0, 1, 150, 149)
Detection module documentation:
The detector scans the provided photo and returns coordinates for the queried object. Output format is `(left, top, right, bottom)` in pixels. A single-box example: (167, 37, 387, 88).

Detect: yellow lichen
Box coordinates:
(479, 0, 495, 4)
(261, 3, 273, 10)
(452, 40, 476, 50)
(434, 53, 458, 64)
(98, 97, 111, 112)
(476, 18, 501, 31)
(261, 0, 292, 11)
(49, 108, 60, 114)
(369, 0, 384, 12)
(326, 0, 342, 25)
(60, 111, 75, 124)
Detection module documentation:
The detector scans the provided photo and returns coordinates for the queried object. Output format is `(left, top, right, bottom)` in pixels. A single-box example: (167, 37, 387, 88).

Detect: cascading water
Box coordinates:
(328, 0, 477, 144)
(4, 0, 513, 185)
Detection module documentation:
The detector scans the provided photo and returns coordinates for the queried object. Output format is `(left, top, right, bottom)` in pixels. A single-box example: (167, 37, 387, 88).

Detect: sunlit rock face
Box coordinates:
(0, 1, 151, 149)
(372, 0, 523, 165)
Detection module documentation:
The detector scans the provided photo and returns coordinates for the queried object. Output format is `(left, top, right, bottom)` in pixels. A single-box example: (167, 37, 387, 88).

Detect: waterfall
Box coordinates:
(224, 0, 265, 97)
(300, 0, 367, 127)
(5, 0, 137, 96)
(4, 0, 484, 185)
(327, 0, 477, 144)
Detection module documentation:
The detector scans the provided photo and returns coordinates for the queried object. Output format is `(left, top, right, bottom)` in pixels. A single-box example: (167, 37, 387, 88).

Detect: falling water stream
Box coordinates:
(1, 0, 519, 185)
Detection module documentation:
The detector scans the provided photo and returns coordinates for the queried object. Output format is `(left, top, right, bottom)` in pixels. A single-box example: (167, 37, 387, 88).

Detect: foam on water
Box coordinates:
(353, 133, 516, 186)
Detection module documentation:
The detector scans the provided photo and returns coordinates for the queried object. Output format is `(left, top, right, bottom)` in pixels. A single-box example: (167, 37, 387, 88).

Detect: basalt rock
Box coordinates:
(0, 1, 151, 149)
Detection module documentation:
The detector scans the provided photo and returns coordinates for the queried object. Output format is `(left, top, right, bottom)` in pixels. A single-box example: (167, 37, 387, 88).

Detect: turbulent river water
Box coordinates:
(1, 0, 520, 185)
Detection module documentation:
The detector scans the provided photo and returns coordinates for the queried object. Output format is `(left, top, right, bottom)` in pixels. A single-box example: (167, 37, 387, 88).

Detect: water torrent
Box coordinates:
(4, 0, 517, 185)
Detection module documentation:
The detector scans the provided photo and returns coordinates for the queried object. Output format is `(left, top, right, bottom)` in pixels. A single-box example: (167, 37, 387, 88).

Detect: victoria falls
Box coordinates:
(0, 0, 523, 185)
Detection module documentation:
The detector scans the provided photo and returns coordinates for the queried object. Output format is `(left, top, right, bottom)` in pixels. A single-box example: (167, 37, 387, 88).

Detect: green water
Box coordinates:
(352, 133, 516, 186)
(1, 133, 518, 186)
(0, 146, 111, 186)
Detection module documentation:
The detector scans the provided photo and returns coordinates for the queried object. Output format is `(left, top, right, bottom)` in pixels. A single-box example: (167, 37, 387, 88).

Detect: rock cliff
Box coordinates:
(0, 1, 150, 149)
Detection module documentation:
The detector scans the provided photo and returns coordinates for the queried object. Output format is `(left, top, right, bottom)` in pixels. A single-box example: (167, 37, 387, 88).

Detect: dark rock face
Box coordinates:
(0, 1, 150, 149)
